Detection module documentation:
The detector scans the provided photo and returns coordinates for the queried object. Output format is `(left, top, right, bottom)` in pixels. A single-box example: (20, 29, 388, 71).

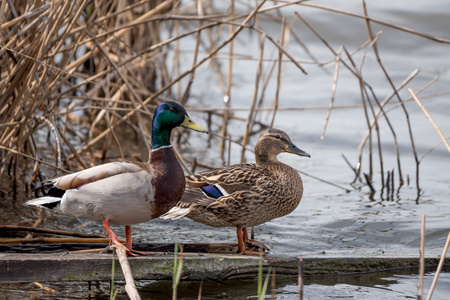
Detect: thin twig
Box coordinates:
(241, 34, 265, 163)
(419, 135, 450, 163)
(0, 225, 103, 238)
(64, 0, 174, 72)
(425, 231, 450, 300)
(341, 154, 357, 176)
(114, 246, 141, 300)
(197, 278, 204, 300)
(270, 16, 286, 129)
(363, 173, 376, 194)
(271, 268, 276, 300)
(321, 46, 342, 139)
(409, 89, 450, 152)
(299, 2, 450, 44)
(219, 0, 235, 160)
(0, 237, 119, 244)
(179, 1, 203, 106)
(363, 0, 416, 189)
(298, 258, 303, 300)
(418, 214, 425, 300)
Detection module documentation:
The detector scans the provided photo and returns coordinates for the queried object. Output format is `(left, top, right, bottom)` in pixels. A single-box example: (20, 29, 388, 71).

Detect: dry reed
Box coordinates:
(298, 257, 304, 300)
(1, 2, 448, 299)
(418, 214, 425, 300)
(0, 224, 103, 238)
(426, 231, 450, 300)
(1, 0, 171, 194)
(0, 0, 448, 201)
(113, 246, 141, 300)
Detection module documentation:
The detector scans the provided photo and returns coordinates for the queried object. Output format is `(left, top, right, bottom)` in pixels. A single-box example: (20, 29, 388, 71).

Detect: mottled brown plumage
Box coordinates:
(162, 129, 310, 255)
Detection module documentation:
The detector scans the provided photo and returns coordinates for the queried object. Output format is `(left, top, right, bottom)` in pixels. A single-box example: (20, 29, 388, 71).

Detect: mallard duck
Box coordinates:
(161, 128, 310, 255)
(26, 101, 208, 255)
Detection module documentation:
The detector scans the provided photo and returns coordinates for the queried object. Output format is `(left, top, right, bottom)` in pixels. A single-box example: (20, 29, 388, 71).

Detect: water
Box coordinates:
(1, 270, 449, 299)
(3, 0, 450, 298)
(131, 0, 450, 258)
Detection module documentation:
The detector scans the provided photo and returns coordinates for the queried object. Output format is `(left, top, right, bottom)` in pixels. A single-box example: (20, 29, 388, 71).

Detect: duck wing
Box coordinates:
(52, 161, 149, 190)
(186, 163, 261, 191)
(28, 162, 157, 225)
(161, 163, 268, 227)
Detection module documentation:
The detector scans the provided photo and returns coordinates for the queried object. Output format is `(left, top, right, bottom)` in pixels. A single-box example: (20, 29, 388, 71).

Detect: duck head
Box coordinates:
(255, 128, 310, 165)
(151, 101, 208, 149)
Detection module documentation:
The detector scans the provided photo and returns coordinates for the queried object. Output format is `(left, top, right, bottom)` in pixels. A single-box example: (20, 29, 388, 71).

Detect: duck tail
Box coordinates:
(25, 197, 61, 209)
(33, 180, 65, 198)
(160, 207, 191, 220)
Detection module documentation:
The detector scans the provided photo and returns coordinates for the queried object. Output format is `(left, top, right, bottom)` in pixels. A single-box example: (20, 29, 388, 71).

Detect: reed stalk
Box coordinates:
(298, 258, 304, 300)
(220, 0, 235, 161)
(425, 231, 450, 300)
(115, 247, 141, 300)
(110, 248, 116, 300)
(257, 251, 272, 300)
(0, 225, 103, 238)
(409, 89, 450, 152)
(0, 237, 120, 244)
(241, 35, 265, 163)
(173, 241, 184, 300)
(418, 214, 425, 300)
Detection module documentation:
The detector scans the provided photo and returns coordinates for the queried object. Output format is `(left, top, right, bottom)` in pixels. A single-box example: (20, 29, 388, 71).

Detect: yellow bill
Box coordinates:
(181, 115, 209, 133)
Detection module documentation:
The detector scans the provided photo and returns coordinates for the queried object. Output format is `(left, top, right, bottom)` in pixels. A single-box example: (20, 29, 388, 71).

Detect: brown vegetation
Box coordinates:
(1, 0, 449, 201)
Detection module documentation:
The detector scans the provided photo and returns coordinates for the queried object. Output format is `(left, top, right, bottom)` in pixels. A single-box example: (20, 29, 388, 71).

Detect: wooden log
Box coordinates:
(0, 225, 103, 238)
(0, 242, 238, 253)
(0, 237, 116, 244)
(0, 252, 448, 283)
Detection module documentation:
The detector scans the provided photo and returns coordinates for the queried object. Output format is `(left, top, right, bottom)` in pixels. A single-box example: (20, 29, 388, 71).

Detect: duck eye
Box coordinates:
(169, 107, 176, 112)
(275, 135, 281, 139)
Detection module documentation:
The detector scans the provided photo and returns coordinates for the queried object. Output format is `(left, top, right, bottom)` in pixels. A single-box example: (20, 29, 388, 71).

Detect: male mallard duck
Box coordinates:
(161, 129, 310, 255)
(26, 101, 208, 255)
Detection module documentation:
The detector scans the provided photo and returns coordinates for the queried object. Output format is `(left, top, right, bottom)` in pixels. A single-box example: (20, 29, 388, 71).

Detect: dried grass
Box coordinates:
(0, 0, 449, 201)
(1, 0, 170, 189)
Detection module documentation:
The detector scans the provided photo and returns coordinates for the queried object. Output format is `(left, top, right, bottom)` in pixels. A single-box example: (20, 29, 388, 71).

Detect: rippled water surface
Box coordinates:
(131, 0, 450, 258)
(1, 270, 449, 299)
(3, 0, 450, 298)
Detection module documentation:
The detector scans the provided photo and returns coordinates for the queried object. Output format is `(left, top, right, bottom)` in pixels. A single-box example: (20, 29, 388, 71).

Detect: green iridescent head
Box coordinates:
(151, 101, 208, 149)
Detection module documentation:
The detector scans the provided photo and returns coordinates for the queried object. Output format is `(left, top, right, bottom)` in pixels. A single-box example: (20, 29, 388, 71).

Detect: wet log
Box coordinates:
(0, 225, 103, 238)
(0, 238, 114, 244)
(0, 251, 448, 283)
(0, 242, 238, 253)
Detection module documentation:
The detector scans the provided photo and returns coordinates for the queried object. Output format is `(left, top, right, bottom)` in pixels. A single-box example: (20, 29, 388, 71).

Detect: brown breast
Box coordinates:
(149, 147, 186, 218)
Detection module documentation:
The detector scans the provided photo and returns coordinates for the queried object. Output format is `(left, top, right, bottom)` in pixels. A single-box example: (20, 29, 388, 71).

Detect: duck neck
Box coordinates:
(255, 144, 280, 167)
(255, 155, 279, 167)
(151, 121, 172, 150)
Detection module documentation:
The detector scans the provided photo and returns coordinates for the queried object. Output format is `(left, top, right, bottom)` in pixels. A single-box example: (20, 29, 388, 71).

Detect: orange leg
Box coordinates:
(242, 227, 270, 253)
(125, 225, 133, 250)
(102, 218, 135, 256)
(125, 225, 155, 256)
(236, 227, 263, 256)
(102, 219, 154, 256)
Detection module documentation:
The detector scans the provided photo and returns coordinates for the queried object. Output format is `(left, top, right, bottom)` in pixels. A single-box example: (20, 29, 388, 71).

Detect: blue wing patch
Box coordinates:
(200, 184, 224, 199)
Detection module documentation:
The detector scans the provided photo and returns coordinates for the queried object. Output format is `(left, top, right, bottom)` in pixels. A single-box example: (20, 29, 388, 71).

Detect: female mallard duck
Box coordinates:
(26, 101, 208, 255)
(161, 129, 310, 255)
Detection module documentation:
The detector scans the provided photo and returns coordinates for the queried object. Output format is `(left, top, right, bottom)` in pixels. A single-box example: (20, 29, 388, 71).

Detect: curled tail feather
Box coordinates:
(26, 197, 61, 209)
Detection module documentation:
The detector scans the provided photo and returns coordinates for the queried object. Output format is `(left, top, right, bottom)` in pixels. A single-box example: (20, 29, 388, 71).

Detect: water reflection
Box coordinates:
(1, 270, 448, 299)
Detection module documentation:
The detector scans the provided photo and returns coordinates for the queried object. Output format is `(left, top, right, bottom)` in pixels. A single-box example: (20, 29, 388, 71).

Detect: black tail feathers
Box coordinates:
(33, 182, 65, 198)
